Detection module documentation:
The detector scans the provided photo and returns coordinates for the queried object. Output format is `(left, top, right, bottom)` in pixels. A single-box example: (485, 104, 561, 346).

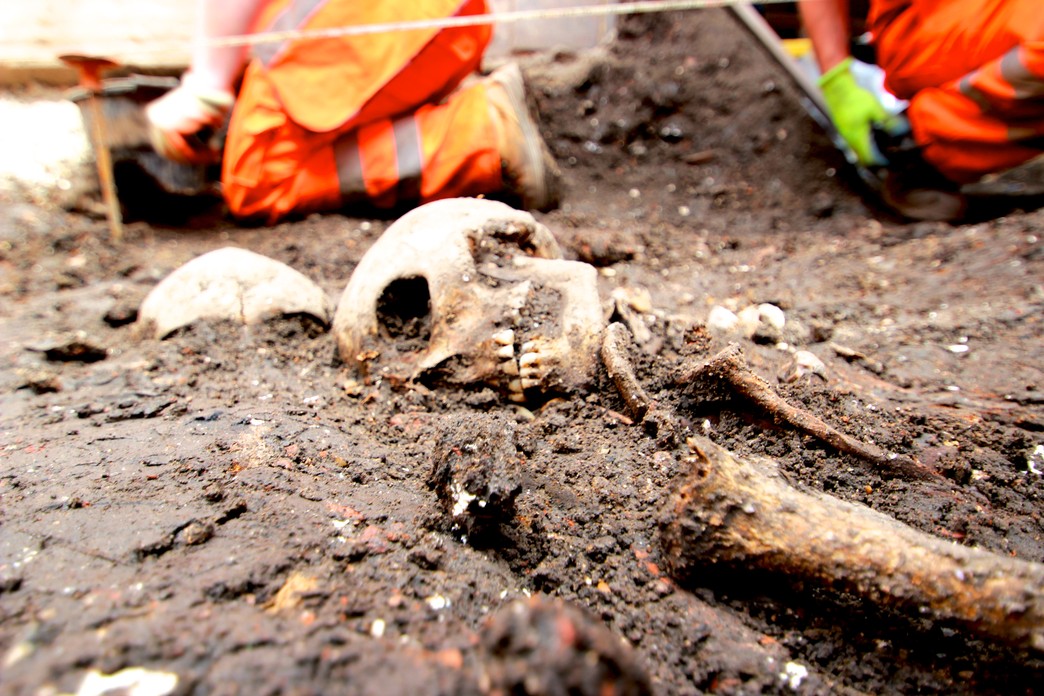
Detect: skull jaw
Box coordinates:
(416, 266, 606, 403)
(515, 330, 605, 397)
(413, 304, 526, 402)
(511, 257, 606, 397)
(415, 332, 604, 404)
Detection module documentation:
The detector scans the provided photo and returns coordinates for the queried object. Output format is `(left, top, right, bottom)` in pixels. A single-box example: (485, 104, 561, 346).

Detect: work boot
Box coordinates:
(880, 169, 967, 223)
(484, 63, 562, 212)
(873, 128, 967, 222)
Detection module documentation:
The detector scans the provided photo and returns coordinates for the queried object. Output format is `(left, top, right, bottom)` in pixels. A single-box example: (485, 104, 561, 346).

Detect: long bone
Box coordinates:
(661, 435, 1044, 653)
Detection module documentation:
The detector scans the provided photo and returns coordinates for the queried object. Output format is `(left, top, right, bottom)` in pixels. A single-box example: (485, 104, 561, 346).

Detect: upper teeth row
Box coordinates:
(493, 329, 542, 402)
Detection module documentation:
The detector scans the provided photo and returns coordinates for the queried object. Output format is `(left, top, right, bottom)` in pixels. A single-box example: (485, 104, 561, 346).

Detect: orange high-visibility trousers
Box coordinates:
(222, 0, 502, 222)
(869, 0, 1044, 183)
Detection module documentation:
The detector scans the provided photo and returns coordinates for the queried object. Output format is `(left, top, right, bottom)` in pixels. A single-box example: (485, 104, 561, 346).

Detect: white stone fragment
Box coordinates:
(780, 661, 808, 690)
(736, 305, 761, 338)
(1028, 445, 1043, 476)
(758, 303, 786, 331)
(426, 594, 450, 611)
(450, 482, 478, 517)
(706, 305, 740, 333)
(779, 350, 828, 383)
(75, 667, 178, 696)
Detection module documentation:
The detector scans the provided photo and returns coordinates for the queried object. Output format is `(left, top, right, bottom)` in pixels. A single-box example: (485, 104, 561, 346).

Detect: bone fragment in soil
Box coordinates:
(333, 198, 605, 403)
(601, 322, 654, 420)
(597, 322, 681, 445)
(676, 343, 937, 480)
(662, 436, 1044, 653)
(137, 247, 332, 339)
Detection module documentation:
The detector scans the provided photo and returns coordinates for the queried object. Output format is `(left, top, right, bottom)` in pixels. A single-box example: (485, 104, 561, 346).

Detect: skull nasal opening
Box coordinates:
(376, 276, 432, 342)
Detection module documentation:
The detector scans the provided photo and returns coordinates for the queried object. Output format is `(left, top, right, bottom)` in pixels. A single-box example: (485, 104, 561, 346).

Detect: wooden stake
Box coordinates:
(60, 54, 123, 243)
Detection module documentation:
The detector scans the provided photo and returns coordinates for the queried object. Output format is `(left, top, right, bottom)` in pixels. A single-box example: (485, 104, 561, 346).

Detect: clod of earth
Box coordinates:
(332, 198, 605, 403)
(28, 335, 108, 363)
(137, 246, 332, 338)
(477, 595, 654, 696)
(428, 412, 523, 540)
(661, 435, 1044, 653)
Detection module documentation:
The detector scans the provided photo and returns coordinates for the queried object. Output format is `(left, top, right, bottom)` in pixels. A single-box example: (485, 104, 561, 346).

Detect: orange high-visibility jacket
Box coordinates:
(223, 0, 502, 222)
(869, 0, 1044, 182)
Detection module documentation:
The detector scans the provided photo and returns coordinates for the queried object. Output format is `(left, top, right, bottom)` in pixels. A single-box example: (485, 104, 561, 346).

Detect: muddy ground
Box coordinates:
(2, 9, 1043, 695)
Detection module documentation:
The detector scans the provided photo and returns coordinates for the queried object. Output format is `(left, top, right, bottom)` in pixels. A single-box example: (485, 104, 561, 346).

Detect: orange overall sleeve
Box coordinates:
(870, 0, 1044, 182)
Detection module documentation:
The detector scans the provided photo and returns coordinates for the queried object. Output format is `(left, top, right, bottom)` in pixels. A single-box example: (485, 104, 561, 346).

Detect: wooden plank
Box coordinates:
(0, 0, 194, 84)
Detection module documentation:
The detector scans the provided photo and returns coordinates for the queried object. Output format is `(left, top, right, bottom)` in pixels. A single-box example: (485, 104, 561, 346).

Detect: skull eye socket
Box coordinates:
(376, 276, 432, 343)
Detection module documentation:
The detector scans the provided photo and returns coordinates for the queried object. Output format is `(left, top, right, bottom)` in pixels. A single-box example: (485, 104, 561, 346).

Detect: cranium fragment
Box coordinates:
(332, 198, 605, 402)
(138, 247, 332, 339)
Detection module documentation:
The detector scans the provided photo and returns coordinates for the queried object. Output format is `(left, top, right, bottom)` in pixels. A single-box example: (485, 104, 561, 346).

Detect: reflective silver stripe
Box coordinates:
(1000, 47, 1044, 100)
(960, 46, 1044, 113)
(958, 74, 992, 113)
(254, 0, 327, 66)
(393, 116, 424, 203)
(333, 131, 367, 205)
(957, 46, 1044, 144)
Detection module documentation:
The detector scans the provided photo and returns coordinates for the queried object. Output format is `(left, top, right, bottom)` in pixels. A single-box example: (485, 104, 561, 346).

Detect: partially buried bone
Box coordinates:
(661, 435, 1044, 653)
(333, 199, 605, 402)
(677, 344, 935, 480)
(139, 247, 332, 339)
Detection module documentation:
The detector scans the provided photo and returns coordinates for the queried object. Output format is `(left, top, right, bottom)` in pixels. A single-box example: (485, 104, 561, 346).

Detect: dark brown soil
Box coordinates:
(2, 9, 1042, 695)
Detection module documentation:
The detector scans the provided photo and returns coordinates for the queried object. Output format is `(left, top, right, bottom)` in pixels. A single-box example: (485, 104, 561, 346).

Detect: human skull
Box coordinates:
(332, 198, 605, 402)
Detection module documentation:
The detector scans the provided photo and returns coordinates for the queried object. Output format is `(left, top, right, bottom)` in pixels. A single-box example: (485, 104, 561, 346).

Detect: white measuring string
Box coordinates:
(209, 0, 799, 48)
(0, 0, 803, 64)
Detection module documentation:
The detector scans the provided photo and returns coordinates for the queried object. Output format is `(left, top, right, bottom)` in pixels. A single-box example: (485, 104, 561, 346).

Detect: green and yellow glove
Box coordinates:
(818, 57, 892, 166)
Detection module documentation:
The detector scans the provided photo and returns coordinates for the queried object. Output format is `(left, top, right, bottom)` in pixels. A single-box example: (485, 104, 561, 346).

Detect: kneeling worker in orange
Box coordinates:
(146, 0, 560, 223)
(799, 0, 1044, 220)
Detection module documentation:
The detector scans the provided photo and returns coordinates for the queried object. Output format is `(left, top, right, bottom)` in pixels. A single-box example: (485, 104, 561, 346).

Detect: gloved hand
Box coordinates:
(818, 57, 894, 166)
(145, 73, 234, 165)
